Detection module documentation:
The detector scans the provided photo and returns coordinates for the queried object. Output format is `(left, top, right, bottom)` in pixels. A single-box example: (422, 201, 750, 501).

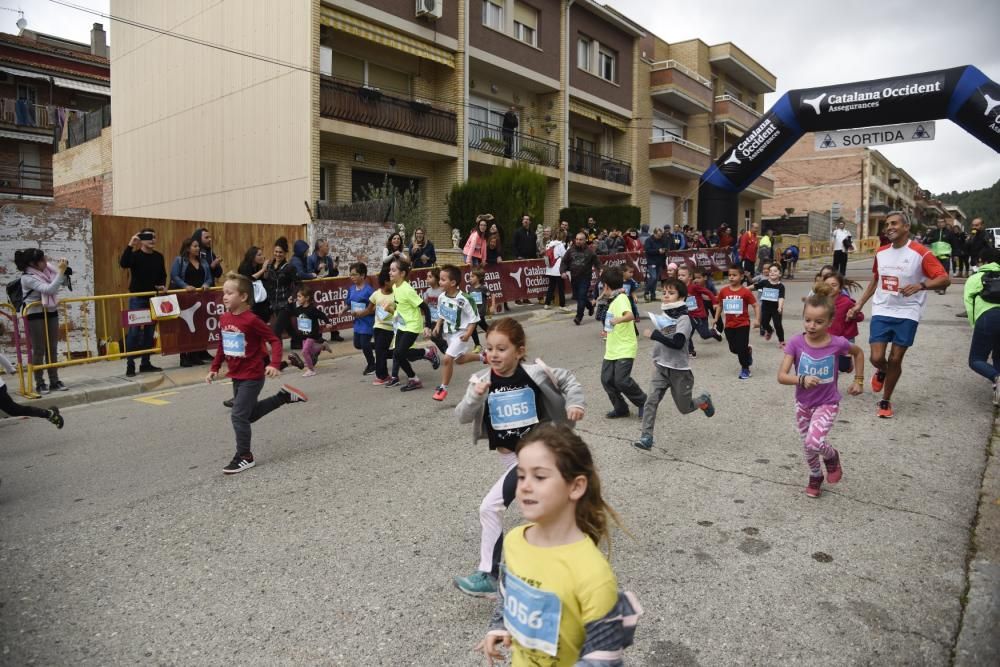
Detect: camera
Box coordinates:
(64, 265, 74, 291)
(138, 232, 154, 241)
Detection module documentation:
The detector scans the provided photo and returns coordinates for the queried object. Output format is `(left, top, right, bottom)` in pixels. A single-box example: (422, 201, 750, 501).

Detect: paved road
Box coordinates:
(1, 269, 992, 665)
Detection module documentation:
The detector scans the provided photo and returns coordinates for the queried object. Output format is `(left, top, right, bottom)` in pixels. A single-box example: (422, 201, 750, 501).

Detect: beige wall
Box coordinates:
(110, 0, 315, 224)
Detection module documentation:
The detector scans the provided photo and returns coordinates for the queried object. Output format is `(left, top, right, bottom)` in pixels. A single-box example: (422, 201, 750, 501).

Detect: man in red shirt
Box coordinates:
(738, 222, 760, 280)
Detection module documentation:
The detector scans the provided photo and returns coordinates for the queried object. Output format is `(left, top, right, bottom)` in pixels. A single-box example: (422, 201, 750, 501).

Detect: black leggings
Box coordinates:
(372, 328, 394, 379)
(489, 465, 519, 578)
(0, 385, 49, 419)
(544, 275, 565, 306)
(271, 306, 303, 350)
(760, 304, 785, 342)
(725, 326, 752, 368)
(391, 330, 426, 379)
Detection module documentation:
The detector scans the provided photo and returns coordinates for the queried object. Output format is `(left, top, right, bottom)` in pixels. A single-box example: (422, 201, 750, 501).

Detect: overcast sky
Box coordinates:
(13, 0, 1000, 194)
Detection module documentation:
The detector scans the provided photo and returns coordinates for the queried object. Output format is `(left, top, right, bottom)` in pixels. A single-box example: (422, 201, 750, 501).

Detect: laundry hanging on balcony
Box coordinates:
(14, 99, 35, 127)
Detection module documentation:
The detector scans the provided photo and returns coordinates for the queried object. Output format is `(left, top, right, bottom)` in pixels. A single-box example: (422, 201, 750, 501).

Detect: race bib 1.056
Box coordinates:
(502, 569, 562, 657)
(488, 387, 539, 430)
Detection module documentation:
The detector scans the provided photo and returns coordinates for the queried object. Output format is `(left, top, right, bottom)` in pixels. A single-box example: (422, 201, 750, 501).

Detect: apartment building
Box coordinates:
(110, 1, 775, 242)
(0, 23, 110, 200)
(762, 135, 920, 238)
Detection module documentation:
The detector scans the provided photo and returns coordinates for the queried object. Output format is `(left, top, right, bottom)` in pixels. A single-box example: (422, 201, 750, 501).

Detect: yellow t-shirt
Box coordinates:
(502, 524, 618, 666)
(392, 281, 425, 334)
(369, 289, 396, 332)
(604, 293, 637, 361)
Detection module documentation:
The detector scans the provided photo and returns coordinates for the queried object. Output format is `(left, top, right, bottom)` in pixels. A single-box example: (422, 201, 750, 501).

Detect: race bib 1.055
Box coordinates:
(488, 387, 539, 430)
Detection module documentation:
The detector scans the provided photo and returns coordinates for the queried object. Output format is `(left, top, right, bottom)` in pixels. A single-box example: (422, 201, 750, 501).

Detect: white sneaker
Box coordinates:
(281, 384, 309, 403)
(543, 304, 550, 310)
(301, 369, 317, 377)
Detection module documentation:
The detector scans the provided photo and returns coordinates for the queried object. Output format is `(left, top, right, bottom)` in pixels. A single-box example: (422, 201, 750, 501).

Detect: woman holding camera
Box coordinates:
(16, 248, 70, 394)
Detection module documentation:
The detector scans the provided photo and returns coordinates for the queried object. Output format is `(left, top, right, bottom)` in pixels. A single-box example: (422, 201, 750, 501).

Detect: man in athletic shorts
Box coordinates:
(848, 211, 950, 418)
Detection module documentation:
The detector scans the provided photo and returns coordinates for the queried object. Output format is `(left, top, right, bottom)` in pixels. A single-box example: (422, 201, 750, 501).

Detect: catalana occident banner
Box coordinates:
(157, 249, 732, 354)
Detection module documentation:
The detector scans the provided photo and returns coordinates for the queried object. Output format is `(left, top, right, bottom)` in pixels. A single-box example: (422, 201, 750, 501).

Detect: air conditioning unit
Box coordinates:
(416, 0, 443, 20)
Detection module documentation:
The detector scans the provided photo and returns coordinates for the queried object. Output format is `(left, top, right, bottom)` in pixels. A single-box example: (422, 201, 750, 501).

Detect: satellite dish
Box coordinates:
(16, 17, 27, 31)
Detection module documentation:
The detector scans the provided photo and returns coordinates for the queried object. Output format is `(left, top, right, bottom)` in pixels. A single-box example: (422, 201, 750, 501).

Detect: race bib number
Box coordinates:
(723, 297, 743, 314)
(648, 312, 677, 331)
(221, 330, 246, 358)
(471, 291, 484, 305)
(375, 304, 391, 321)
(488, 387, 539, 430)
(440, 301, 458, 328)
(880, 275, 899, 293)
(350, 301, 367, 314)
(392, 313, 404, 332)
(761, 287, 780, 302)
(685, 296, 698, 311)
(797, 353, 836, 384)
(623, 283, 632, 295)
(502, 570, 562, 657)
(296, 315, 312, 334)
(604, 312, 614, 332)
(429, 305, 439, 322)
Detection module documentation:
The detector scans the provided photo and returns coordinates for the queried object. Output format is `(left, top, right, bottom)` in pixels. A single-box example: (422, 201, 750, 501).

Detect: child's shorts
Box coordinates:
(445, 332, 474, 358)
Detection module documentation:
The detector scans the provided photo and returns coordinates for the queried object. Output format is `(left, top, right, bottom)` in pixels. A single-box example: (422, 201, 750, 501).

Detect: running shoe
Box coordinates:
(47, 407, 64, 429)
(633, 434, 654, 451)
(573, 317, 582, 326)
(559, 306, 573, 313)
(825, 449, 843, 484)
(36, 381, 50, 395)
(805, 475, 823, 498)
(280, 384, 309, 403)
(473, 345, 482, 353)
(51, 380, 68, 392)
(738, 368, 751, 380)
(713, 331, 723, 342)
(877, 399, 893, 419)
(138, 363, 163, 373)
(301, 369, 317, 377)
(453, 571, 497, 598)
(362, 364, 376, 376)
(695, 393, 715, 417)
(432, 385, 448, 401)
(871, 370, 886, 393)
(400, 378, 423, 392)
(371, 377, 388, 386)
(223, 398, 234, 408)
(425, 346, 441, 370)
(384, 376, 401, 388)
(605, 409, 629, 419)
(223, 454, 255, 475)
(287, 353, 304, 370)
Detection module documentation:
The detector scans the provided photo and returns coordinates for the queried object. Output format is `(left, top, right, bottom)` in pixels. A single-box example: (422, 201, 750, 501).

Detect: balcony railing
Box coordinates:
(650, 60, 711, 87)
(568, 147, 631, 185)
(0, 163, 54, 198)
(714, 95, 762, 131)
(0, 98, 54, 129)
(319, 76, 457, 145)
(468, 119, 559, 168)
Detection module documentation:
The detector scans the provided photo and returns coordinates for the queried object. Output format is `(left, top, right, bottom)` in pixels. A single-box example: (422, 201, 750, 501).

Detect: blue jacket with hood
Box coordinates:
(290, 240, 315, 280)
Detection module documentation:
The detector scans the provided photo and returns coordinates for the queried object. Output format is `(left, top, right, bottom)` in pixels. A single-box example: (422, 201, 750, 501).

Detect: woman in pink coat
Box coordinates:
(463, 214, 491, 266)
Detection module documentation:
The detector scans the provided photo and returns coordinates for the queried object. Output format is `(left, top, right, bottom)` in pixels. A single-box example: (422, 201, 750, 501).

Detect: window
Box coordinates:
(469, 95, 507, 128)
(513, 2, 537, 46)
(575, 136, 596, 154)
(744, 208, 754, 227)
(482, 0, 503, 30)
(651, 112, 683, 142)
(332, 52, 364, 85)
(598, 47, 616, 82)
(577, 37, 592, 72)
(331, 52, 411, 96)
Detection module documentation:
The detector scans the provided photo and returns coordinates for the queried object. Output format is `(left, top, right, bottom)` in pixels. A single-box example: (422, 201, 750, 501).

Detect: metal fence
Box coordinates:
(0, 163, 53, 197)
(467, 119, 560, 168)
(66, 105, 111, 148)
(568, 147, 632, 185)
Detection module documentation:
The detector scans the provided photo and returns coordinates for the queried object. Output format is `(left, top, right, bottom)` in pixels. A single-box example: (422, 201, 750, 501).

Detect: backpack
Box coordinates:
(545, 244, 558, 268)
(978, 271, 1000, 304)
(5, 276, 26, 312)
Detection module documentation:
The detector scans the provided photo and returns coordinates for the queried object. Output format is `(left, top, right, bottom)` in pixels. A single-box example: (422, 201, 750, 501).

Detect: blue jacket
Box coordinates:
(169, 256, 212, 289)
(307, 252, 337, 278)
(644, 235, 666, 268)
(290, 240, 314, 279)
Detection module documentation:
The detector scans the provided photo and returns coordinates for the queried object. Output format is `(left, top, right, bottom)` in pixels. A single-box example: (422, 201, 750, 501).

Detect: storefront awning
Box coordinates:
(321, 9, 454, 69)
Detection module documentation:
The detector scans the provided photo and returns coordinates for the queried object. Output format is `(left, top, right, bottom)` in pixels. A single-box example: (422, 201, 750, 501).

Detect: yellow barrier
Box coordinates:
(0, 302, 27, 396)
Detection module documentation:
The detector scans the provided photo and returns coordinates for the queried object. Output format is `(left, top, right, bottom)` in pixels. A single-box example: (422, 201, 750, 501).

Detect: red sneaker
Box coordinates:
(871, 371, 885, 393)
(805, 475, 823, 498)
(877, 399, 893, 419)
(825, 450, 843, 484)
(432, 385, 448, 401)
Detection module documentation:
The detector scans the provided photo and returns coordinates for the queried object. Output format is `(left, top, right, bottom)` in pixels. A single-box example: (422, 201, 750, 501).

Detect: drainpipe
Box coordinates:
(462, 0, 470, 181)
(561, 0, 574, 209)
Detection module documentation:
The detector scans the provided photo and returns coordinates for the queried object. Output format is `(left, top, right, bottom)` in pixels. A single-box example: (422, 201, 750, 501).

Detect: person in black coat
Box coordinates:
(501, 106, 518, 158)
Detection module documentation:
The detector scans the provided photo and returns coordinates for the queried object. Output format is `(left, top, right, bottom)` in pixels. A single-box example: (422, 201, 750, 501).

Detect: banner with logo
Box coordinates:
(158, 249, 732, 354)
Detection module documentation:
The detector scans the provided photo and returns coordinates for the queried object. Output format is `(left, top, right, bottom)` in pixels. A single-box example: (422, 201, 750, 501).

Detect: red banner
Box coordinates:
(159, 249, 731, 354)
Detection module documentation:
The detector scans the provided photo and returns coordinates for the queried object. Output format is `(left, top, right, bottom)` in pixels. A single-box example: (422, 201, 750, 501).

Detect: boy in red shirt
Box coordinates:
(677, 265, 723, 358)
(207, 272, 308, 474)
(713, 266, 758, 379)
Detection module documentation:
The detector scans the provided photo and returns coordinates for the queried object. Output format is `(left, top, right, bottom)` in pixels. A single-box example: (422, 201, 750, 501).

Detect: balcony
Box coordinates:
(568, 147, 631, 186)
(648, 135, 711, 178)
(467, 119, 559, 168)
(649, 61, 713, 115)
(714, 95, 762, 133)
(0, 163, 53, 199)
(743, 174, 775, 199)
(0, 98, 55, 130)
(708, 43, 777, 94)
(319, 76, 457, 145)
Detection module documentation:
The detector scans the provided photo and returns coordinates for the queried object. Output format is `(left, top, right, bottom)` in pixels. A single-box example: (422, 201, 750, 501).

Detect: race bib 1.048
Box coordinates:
(488, 387, 539, 430)
(502, 569, 562, 657)
(797, 352, 836, 384)
(221, 330, 246, 357)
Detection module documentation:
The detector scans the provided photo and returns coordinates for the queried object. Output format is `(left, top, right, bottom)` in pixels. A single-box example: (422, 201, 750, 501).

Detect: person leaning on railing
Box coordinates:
(119, 228, 167, 377)
(16, 248, 70, 394)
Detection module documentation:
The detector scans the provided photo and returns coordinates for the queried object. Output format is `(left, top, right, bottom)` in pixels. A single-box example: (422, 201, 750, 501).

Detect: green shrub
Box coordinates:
(446, 165, 547, 254)
(558, 205, 641, 232)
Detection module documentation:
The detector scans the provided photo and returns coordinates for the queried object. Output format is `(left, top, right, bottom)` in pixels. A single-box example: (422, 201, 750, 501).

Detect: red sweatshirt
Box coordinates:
(685, 283, 715, 319)
(829, 292, 864, 339)
(210, 308, 283, 380)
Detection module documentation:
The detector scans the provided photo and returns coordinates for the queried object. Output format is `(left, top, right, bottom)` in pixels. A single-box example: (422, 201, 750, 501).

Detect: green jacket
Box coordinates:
(963, 262, 1000, 327)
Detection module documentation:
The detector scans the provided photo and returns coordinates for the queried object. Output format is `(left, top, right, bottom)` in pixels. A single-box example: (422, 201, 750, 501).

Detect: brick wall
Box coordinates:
(309, 219, 395, 275)
(52, 127, 112, 214)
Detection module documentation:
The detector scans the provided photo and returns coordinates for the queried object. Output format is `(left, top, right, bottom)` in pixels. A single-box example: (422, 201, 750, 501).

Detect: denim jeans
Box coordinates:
(572, 278, 591, 320)
(125, 296, 155, 367)
(644, 264, 660, 300)
(969, 307, 1000, 382)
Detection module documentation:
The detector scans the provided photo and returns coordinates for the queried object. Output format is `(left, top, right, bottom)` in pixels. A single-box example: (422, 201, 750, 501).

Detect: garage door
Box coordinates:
(650, 193, 675, 230)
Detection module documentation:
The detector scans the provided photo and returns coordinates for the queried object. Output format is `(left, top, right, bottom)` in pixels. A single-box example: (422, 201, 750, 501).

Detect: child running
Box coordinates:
(293, 286, 330, 377)
(752, 264, 786, 348)
(454, 317, 585, 598)
(714, 266, 758, 379)
(369, 271, 396, 385)
(476, 424, 641, 666)
(468, 267, 493, 351)
(777, 283, 865, 497)
(207, 272, 307, 474)
(600, 266, 647, 419)
(634, 278, 715, 451)
(423, 267, 448, 355)
(825, 272, 864, 373)
(385, 257, 440, 391)
(432, 264, 482, 402)
(347, 262, 376, 375)
(677, 265, 722, 358)
(0, 352, 63, 428)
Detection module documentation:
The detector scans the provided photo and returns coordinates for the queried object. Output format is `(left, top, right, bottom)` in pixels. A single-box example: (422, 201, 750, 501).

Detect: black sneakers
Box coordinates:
(222, 454, 255, 474)
(223, 398, 234, 408)
(46, 407, 64, 429)
(138, 363, 163, 373)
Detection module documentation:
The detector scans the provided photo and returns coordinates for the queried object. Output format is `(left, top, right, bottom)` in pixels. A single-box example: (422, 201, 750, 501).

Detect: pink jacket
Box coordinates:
(830, 293, 863, 339)
(463, 230, 487, 263)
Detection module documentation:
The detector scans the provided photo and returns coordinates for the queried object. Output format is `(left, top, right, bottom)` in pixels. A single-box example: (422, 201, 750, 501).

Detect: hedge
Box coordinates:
(558, 205, 641, 233)
(446, 165, 547, 255)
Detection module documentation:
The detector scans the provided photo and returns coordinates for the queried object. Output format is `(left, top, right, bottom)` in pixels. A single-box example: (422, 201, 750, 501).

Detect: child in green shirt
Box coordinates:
(600, 266, 647, 419)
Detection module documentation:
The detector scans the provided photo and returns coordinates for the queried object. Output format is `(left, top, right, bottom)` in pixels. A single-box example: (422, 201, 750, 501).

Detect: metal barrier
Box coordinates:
(0, 302, 27, 395)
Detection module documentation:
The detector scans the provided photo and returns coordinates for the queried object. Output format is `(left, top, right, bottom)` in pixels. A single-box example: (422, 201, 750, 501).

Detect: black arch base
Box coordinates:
(697, 65, 1000, 230)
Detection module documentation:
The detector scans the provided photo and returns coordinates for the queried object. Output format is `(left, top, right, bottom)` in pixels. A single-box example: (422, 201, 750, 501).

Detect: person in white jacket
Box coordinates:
(542, 230, 570, 311)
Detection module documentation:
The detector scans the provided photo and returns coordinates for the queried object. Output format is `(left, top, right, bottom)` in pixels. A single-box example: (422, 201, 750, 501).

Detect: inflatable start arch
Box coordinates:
(697, 65, 1000, 229)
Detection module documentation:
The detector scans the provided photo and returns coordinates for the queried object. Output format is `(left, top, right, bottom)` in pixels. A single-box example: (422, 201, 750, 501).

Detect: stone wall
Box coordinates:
(310, 219, 396, 275)
(53, 127, 113, 214)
